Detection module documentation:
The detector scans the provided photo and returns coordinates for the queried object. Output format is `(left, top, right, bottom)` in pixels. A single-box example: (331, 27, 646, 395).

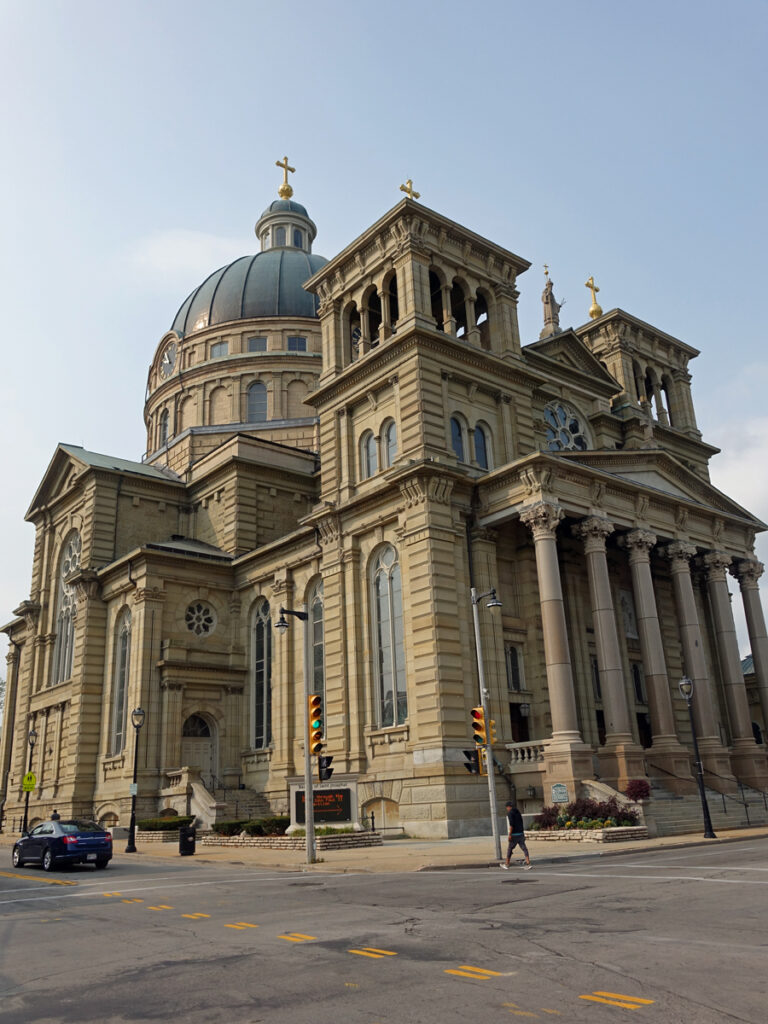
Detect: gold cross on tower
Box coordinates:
(276, 156, 295, 199)
(585, 275, 603, 320)
(399, 178, 420, 200)
(543, 264, 550, 280)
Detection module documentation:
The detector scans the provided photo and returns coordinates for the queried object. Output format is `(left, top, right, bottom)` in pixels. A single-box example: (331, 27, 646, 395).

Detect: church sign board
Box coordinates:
(294, 787, 352, 824)
(550, 783, 569, 804)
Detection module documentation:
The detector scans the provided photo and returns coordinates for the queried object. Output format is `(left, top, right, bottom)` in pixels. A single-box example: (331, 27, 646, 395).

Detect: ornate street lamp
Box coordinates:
(470, 586, 503, 861)
(275, 606, 317, 864)
(678, 677, 716, 839)
(125, 707, 146, 853)
(21, 726, 38, 834)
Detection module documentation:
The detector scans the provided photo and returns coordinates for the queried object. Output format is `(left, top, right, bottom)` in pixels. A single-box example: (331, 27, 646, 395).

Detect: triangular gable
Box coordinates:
(26, 444, 183, 520)
(566, 449, 766, 525)
(523, 330, 619, 391)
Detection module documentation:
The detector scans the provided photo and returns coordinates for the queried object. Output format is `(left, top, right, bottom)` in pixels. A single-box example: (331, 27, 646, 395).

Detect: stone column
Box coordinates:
(704, 552, 768, 789)
(573, 518, 645, 789)
(620, 530, 693, 791)
(520, 502, 592, 799)
(440, 283, 455, 334)
(730, 558, 768, 738)
(269, 575, 293, 775)
(663, 542, 734, 790)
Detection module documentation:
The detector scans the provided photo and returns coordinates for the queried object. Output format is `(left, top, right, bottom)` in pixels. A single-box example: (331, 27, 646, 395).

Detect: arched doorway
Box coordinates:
(181, 713, 217, 786)
(362, 797, 400, 832)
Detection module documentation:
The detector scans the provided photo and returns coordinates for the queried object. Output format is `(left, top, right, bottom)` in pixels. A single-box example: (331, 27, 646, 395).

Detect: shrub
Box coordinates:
(533, 805, 559, 829)
(211, 819, 249, 836)
(625, 779, 651, 802)
(137, 816, 194, 832)
(259, 816, 290, 836)
(531, 797, 639, 830)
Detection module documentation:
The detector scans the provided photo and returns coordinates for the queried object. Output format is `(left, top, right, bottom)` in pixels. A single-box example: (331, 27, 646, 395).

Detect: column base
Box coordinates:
(596, 740, 647, 793)
(696, 738, 737, 794)
(543, 737, 595, 804)
(729, 740, 768, 791)
(644, 737, 696, 795)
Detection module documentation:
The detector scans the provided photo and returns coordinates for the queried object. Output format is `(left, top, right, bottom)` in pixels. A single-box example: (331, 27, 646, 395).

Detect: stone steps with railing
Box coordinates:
(645, 781, 768, 836)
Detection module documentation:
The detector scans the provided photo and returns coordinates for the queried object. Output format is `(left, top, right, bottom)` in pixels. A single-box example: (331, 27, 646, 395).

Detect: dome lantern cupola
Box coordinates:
(255, 156, 317, 254)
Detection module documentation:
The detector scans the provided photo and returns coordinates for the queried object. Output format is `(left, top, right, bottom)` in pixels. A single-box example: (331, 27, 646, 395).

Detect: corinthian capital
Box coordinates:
(662, 541, 697, 569)
(573, 516, 614, 553)
(729, 557, 764, 589)
(702, 550, 732, 583)
(619, 529, 658, 563)
(520, 501, 563, 540)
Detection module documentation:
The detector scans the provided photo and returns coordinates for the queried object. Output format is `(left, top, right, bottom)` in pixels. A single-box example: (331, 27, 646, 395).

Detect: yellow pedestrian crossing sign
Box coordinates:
(22, 772, 36, 792)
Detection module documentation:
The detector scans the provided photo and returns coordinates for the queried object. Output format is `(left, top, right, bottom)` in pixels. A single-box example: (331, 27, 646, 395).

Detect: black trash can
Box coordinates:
(179, 824, 196, 856)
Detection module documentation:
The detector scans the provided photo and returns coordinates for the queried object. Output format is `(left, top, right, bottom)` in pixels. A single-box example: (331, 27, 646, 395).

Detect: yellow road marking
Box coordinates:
(580, 991, 654, 1009)
(103, 892, 122, 897)
(147, 905, 174, 911)
(446, 965, 502, 979)
(121, 898, 144, 903)
(279, 933, 317, 942)
(0, 871, 76, 886)
(181, 913, 211, 919)
(347, 947, 398, 958)
(225, 922, 259, 929)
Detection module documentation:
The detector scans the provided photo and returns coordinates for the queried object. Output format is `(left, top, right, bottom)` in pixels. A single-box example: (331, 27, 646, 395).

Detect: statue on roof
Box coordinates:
(539, 266, 563, 339)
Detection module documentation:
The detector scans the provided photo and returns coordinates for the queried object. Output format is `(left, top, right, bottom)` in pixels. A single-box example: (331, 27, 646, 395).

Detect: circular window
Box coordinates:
(185, 602, 216, 636)
(544, 403, 589, 452)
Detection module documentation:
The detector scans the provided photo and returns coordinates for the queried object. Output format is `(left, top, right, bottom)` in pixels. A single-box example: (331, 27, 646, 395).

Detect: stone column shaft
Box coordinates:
(703, 552, 753, 741)
(732, 559, 768, 733)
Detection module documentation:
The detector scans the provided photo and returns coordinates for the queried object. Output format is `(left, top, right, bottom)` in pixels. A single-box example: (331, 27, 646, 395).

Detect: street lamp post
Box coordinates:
(125, 707, 146, 853)
(678, 677, 716, 839)
(275, 606, 316, 865)
(470, 586, 503, 862)
(21, 726, 38, 834)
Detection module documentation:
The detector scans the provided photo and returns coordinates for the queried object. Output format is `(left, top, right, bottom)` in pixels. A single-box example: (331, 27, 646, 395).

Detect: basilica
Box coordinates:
(2, 163, 768, 838)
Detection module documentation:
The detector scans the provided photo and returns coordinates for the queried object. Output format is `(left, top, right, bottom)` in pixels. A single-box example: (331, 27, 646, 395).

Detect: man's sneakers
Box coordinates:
(500, 862, 509, 870)
(523, 862, 533, 870)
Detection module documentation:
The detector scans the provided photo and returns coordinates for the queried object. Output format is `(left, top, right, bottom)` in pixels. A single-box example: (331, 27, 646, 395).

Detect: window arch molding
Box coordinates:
(359, 429, 378, 480)
(110, 606, 132, 754)
(369, 544, 407, 728)
(473, 421, 493, 470)
(246, 380, 268, 423)
(449, 413, 469, 463)
(381, 418, 397, 469)
(249, 598, 272, 749)
(51, 529, 81, 686)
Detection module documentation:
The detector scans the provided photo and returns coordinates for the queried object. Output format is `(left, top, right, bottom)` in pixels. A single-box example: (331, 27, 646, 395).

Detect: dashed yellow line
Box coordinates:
(121, 898, 144, 904)
(225, 922, 259, 929)
(0, 871, 76, 886)
(347, 946, 398, 959)
(182, 913, 211, 919)
(447, 965, 502, 979)
(279, 932, 317, 942)
(580, 991, 654, 1009)
(147, 905, 174, 911)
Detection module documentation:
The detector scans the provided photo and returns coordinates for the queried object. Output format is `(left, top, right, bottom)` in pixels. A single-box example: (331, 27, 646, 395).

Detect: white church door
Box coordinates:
(181, 713, 217, 788)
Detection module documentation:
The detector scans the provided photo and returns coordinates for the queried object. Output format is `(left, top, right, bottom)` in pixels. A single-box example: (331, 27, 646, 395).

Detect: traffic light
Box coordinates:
(488, 718, 497, 743)
(318, 755, 334, 781)
(463, 749, 480, 774)
(308, 694, 324, 755)
(471, 706, 487, 746)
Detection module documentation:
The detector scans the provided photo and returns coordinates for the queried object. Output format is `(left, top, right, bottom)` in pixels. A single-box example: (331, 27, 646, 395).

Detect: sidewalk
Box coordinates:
(5, 826, 764, 874)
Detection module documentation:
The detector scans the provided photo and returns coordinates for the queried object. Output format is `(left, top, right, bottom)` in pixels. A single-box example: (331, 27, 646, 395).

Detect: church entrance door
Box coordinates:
(181, 714, 217, 787)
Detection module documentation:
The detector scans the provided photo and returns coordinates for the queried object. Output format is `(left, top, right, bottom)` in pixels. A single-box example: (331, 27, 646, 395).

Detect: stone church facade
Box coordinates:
(2, 171, 768, 838)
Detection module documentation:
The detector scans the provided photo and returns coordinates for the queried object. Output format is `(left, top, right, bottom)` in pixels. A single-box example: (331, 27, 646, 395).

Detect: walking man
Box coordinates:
(501, 800, 532, 870)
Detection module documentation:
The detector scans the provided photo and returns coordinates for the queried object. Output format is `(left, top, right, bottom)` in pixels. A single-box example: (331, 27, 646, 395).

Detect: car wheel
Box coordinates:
(42, 848, 56, 872)
(94, 858, 110, 869)
(12, 846, 23, 868)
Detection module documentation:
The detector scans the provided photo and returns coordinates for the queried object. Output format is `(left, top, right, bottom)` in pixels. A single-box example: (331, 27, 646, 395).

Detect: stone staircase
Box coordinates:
(205, 785, 271, 823)
(645, 779, 768, 837)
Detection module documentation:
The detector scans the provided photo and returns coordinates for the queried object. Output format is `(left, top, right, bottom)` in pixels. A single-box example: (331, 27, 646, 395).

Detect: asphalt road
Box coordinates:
(0, 838, 765, 1023)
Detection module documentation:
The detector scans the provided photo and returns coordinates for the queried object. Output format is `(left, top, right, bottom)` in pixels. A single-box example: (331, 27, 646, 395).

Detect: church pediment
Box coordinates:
(569, 450, 765, 524)
(523, 330, 619, 391)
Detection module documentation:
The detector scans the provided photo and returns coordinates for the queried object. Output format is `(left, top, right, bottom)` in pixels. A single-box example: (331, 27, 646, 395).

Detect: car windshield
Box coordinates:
(60, 821, 103, 834)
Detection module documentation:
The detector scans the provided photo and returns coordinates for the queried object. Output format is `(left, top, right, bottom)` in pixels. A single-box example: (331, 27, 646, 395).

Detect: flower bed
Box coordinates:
(198, 832, 383, 850)
(530, 826, 648, 843)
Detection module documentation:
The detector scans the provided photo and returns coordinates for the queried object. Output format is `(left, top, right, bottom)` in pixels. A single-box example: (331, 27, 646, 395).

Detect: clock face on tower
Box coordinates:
(159, 341, 177, 379)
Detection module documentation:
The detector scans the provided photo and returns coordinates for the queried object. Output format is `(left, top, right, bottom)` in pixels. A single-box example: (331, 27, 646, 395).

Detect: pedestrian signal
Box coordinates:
(308, 694, 324, 754)
(471, 706, 487, 746)
(318, 755, 334, 781)
(463, 749, 480, 775)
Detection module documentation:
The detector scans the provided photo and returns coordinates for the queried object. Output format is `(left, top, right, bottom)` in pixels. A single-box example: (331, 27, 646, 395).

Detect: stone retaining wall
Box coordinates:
(136, 830, 383, 850)
(529, 826, 648, 843)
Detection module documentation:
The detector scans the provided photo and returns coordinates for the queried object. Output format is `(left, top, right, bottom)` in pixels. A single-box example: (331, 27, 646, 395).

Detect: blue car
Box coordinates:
(12, 819, 113, 871)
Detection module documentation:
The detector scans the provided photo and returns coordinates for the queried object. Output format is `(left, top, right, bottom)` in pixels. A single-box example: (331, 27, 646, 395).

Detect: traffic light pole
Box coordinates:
(301, 608, 317, 865)
(470, 587, 502, 862)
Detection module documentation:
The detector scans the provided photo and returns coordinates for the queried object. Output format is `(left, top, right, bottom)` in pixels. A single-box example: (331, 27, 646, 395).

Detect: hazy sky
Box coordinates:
(1, 0, 767, 671)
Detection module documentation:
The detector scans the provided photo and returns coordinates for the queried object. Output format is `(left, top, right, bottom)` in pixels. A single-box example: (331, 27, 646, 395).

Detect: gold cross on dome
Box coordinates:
(543, 264, 550, 279)
(585, 276, 604, 320)
(399, 178, 420, 200)
(276, 156, 295, 199)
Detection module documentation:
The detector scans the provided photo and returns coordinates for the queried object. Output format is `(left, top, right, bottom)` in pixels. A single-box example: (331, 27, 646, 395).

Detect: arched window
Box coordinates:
(159, 409, 169, 447)
(308, 580, 324, 696)
(110, 609, 131, 754)
(250, 600, 272, 749)
(247, 381, 267, 422)
(382, 420, 397, 468)
(544, 402, 590, 452)
(450, 417, 465, 462)
(293, 228, 303, 248)
(275, 226, 286, 247)
(360, 430, 377, 479)
(51, 531, 81, 686)
(474, 424, 490, 470)
(371, 546, 407, 727)
(182, 714, 211, 737)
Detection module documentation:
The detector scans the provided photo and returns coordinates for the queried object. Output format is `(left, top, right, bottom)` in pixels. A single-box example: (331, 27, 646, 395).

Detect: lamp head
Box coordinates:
(275, 608, 289, 634)
(131, 707, 146, 730)
(485, 588, 502, 611)
(679, 676, 693, 701)
(519, 703, 531, 718)
(28, 727, 38, 747)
